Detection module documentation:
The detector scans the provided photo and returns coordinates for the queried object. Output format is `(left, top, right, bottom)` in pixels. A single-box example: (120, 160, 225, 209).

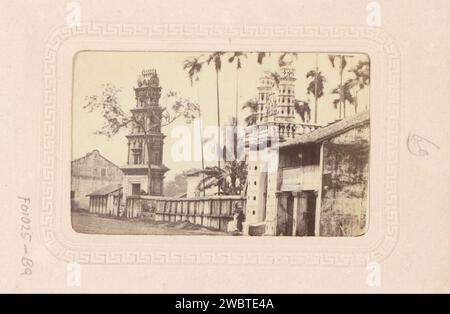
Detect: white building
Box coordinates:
(243, 61, 321, 235)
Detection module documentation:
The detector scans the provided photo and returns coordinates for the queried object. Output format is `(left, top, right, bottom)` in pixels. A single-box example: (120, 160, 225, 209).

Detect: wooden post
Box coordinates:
(218, 199, 222, 231)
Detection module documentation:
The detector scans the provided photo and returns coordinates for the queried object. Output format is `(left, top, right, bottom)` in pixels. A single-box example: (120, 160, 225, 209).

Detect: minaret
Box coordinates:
(244, 58, 300, 235)
(256, 72, 275, 124)
(121, 69, 169, 199)
(275, 65, 296, 123)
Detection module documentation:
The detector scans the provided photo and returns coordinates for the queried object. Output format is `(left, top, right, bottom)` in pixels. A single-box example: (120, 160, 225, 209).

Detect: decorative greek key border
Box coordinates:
(41, 23, 400, 266)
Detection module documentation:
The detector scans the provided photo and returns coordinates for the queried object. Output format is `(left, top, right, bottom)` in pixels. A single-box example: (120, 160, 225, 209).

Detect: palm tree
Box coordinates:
(278, 52, 298, 66)
(294, 100, 311, 123)
(183, 56, 203, 85)
(228, 52, 247, 126)
(329, 54, 353, 118)
(347, 60, 370, 113)
(353, 60, 370, 85)
(306, 55, 326, 123)
(242, 98, 259, 126)
(257, 52, 270, 65)
(193, 120, 247, 196)
(194, 160, 248, 195)
(183, 56, 206, 195)
(269, 71, 281, 88)
(330, 81, 354, 115)
(206, 52, 226, 194)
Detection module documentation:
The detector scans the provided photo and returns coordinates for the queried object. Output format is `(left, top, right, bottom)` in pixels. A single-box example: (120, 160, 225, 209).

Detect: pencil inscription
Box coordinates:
(18, 196, 33, 276)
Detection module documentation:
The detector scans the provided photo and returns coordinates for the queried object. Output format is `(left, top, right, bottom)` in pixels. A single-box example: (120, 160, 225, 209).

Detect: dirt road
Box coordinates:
(71, 210, 230, 236)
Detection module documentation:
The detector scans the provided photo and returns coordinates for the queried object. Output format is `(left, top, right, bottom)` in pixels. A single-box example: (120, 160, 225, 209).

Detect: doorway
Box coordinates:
(304, 191, 316, 236)
(285, 193, 294, 236)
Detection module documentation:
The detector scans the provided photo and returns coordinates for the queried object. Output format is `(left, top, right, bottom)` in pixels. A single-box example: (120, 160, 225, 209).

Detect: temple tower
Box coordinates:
(121, 69, 169, 198)
(274, 65, 296, 123)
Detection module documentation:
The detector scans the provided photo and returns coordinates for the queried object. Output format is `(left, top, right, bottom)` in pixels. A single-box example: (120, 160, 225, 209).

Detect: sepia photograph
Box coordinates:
(2, 0, 450, 296)
(71, 51, 370, 237)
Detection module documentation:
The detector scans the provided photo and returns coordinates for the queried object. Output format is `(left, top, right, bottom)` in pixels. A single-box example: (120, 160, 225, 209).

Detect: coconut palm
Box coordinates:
(228, 52, 247, 126)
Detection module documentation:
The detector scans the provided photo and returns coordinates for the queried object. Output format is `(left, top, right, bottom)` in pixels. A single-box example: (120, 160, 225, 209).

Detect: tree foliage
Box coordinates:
(294, 100, 311, 123)
(242, 98, 259, 126)
(306, 70, 326, 98)
(194, 160, 248, 196)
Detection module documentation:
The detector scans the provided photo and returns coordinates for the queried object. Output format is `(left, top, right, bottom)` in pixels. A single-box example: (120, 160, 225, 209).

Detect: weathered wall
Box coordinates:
(319, 123, 370, 236)
(71, 150, 123, 210)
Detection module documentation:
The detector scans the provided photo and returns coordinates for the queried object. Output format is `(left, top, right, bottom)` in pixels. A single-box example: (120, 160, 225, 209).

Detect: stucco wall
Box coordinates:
(71, 150, 123, 210)
(319, 124, 369, 236)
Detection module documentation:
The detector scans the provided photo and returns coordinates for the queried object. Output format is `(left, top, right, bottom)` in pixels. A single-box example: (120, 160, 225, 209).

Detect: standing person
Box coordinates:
(235, 203, 245, 233)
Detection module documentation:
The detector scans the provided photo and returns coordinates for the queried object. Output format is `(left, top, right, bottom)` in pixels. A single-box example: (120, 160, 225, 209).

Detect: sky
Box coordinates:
(72, 51, 369, 180)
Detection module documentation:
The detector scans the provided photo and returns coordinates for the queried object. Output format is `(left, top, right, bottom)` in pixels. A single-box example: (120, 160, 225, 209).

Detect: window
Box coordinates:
(101, 168, 106, 176)
(71, 190, 75, 199)
(131, 184, 141, 195)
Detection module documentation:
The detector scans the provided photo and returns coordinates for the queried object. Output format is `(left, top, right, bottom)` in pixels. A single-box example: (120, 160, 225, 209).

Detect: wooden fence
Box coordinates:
(125, 195, 246, 232)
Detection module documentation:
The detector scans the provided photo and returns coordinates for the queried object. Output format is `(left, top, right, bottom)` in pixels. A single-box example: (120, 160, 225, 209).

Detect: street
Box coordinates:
(71, 210, 229, 236)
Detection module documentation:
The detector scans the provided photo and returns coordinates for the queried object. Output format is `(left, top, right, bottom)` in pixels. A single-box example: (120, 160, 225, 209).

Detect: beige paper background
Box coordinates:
(0, 0, 449, 293)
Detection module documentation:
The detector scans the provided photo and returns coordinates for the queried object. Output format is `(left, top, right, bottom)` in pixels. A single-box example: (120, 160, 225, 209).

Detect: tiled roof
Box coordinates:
(280, 111, 370, 148)
(72, 149, 121, 169)
(87, 184, 122, 196)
